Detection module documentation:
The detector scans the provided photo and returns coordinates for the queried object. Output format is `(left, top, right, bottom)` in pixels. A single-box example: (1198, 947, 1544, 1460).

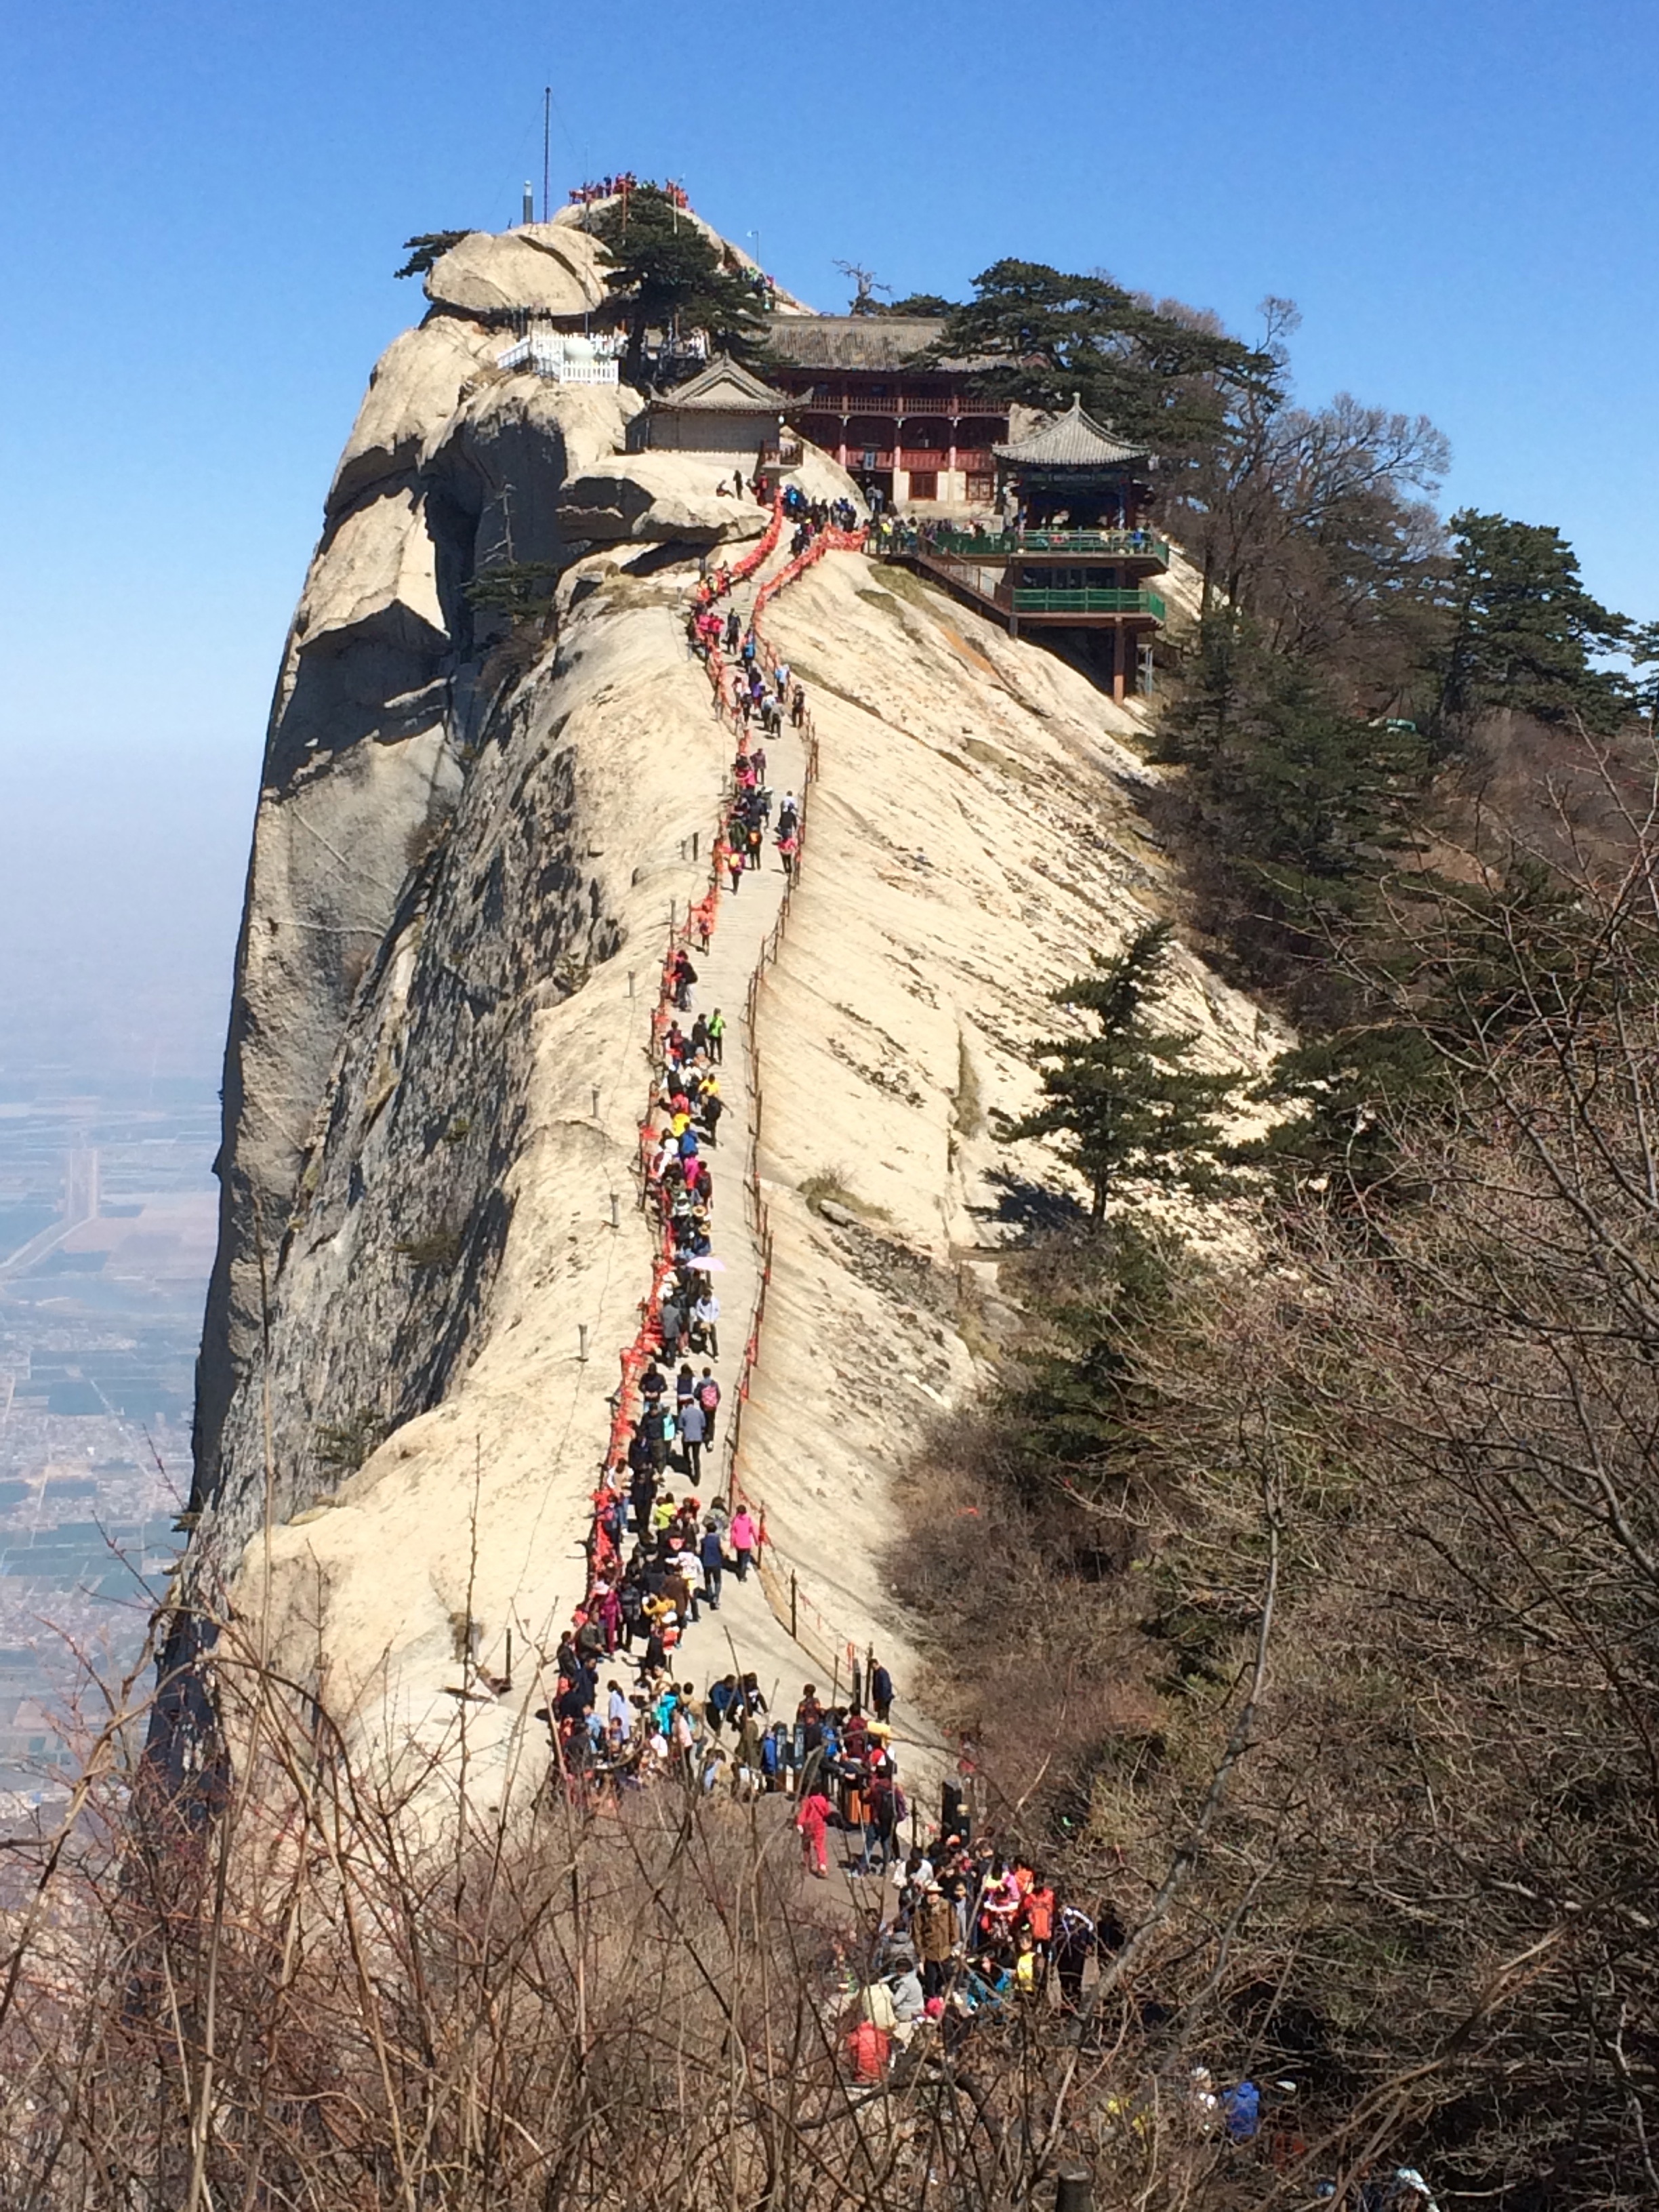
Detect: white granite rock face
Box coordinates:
(177, 218, 1285, 1818)
(422, 223, 609, 319)
(327, 319, 497, 517)
(190, 227, 766, 1525)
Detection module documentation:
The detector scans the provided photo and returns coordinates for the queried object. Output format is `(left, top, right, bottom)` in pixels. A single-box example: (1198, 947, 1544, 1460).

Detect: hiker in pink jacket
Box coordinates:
(729, 1507, 758, 1580)
(796, 1786, 834, 1877)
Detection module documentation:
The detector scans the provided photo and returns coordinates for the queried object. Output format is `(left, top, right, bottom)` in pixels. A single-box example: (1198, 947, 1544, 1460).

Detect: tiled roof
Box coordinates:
(763, 315, 945, 370)
(653, 354, 792, 412)
(993, 396, 1149, 468)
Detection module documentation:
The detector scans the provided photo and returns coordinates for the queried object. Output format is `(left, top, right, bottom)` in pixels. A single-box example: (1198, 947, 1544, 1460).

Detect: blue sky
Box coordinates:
(1, 0, 1656, 1077)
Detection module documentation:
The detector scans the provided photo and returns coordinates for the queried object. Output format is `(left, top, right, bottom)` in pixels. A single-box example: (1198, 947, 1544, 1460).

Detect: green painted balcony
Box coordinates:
(1010, 586, 1166, 619)
(929, 527, 1171, 567)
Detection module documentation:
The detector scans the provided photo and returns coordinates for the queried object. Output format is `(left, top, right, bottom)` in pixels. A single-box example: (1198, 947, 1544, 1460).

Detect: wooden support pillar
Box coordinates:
(1111, 623, 1126, 703)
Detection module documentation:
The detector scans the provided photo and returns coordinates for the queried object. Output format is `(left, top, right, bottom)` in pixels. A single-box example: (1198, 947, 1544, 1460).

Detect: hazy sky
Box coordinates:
(2, 0, 1656, 1078)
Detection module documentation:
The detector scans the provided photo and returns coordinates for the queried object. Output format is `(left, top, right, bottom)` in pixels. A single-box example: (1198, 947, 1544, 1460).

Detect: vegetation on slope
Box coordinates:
(894, 255, 1659, 2207)
(2, 226, 1654, 2212)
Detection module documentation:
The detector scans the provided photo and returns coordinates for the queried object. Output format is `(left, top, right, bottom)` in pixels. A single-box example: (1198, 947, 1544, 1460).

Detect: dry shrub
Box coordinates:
(890, 748, 1659, 2204)
(891, 1415, 1162, 1839)
(0, 1625, 1256, 2212)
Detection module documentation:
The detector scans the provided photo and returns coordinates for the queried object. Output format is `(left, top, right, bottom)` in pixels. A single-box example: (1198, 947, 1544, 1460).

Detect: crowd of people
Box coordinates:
(523, 482, 1441, 2211)
(779, 481, 861, 548)
(566, 170, 691, 209)
(534, 497, 825, 1792)
(867, 510, 1159, 557)
(522, 485, 1443, 2211)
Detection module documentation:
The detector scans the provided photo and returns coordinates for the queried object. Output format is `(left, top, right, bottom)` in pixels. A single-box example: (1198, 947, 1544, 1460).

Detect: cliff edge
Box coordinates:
(169, 216, 1284, 1809)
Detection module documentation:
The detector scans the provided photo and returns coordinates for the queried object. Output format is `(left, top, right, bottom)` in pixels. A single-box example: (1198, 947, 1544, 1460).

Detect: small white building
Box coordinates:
(629, 354, 794, 456)
(495, 330, 623, 385)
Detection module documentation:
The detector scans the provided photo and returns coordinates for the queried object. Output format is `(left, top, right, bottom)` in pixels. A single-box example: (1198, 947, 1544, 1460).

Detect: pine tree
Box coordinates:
(592, 188, 766, 386)
(1632, 619, 1659, 723)
(928, 259, 1279, 455)
(1439, 510, 1630, 733)
(1002, 1220, 1177, 1498)
(1002, 922, 1239, 1220)
(1156, 613, 1431, 982)
(394, 232, 471, 280)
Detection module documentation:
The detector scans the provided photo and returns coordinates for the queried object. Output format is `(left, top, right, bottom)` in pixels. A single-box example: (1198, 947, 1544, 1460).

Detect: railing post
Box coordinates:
(1055, 2167, 1093, 2212)
(790, 1571, 798, 1642)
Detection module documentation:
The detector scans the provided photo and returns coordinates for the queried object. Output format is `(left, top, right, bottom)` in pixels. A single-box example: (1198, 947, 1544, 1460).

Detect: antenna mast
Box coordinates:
(542, 86, 551, 222)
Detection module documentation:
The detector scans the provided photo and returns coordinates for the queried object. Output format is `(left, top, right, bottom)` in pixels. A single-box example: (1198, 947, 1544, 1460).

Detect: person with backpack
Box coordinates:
(733, 1702, 765, 1799)
(704, 1673, 737, 1735)
(680, 1393, 708, 1485)
(914, 1881, 957, 2000)
(1023, 1868, 1056, 1967)
(861, 1767, 905, 1875)
(1051, 1901, 1097, 2013)
(640, 1403, 671, 1475)
(628, 1460, 655, 1540)
(695, 1368, 720, 1444)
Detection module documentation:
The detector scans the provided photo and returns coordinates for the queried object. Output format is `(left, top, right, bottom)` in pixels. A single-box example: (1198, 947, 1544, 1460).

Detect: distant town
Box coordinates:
(0, 1070, 214, 1814)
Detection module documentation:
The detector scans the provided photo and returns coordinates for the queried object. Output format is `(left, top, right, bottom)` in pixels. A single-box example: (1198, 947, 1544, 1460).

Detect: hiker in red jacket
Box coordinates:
(796, 1784, 835, 1877)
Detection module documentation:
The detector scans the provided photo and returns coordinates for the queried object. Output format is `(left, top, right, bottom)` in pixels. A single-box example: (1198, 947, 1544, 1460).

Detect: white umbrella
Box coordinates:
(685, 1255, 726, 1272)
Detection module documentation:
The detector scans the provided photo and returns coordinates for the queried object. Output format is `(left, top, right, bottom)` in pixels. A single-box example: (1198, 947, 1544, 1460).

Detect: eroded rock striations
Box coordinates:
(168, 211, 1284, 1809)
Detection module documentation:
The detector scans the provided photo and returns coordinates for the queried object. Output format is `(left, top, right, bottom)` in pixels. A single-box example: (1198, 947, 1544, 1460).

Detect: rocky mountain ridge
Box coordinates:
(171, 211, 1285, 1807)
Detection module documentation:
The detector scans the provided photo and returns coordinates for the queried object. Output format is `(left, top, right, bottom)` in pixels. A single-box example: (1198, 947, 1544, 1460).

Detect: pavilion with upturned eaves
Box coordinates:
(882, 396, 1170, 701)
(994, 395, 1155, 531)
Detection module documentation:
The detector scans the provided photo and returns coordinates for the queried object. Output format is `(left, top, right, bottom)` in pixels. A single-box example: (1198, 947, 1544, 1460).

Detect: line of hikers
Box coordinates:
(688, 608, 810, 739)
(544, 539, 807, 1777)
(724, 738, 801, 889)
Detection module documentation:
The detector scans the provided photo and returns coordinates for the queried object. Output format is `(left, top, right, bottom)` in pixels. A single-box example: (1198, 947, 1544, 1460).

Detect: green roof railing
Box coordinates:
(1010, 586, 1167, 619)
(926, 527, 1171, 565)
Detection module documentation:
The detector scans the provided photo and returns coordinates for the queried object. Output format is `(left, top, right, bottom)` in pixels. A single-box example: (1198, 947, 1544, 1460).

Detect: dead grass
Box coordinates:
(952, 1033, 985, 1139)
(0, 1614, 1254, 2212)
(799, 1166, 890, 1222)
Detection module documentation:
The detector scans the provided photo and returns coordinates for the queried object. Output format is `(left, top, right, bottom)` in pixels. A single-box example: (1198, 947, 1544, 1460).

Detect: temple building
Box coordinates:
(630, 354, 794, 456)
(995, 396, 1155, 529)
(886, 398, 1170, 701)
(762, 315, 1008, 508)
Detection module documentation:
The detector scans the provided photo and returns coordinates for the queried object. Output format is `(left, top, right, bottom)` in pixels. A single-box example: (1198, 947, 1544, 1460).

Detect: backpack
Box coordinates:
(697, 1380, 720, 1411)
(1222, 2082, 1261, 2143)
(892, 1786, 907, 1824)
